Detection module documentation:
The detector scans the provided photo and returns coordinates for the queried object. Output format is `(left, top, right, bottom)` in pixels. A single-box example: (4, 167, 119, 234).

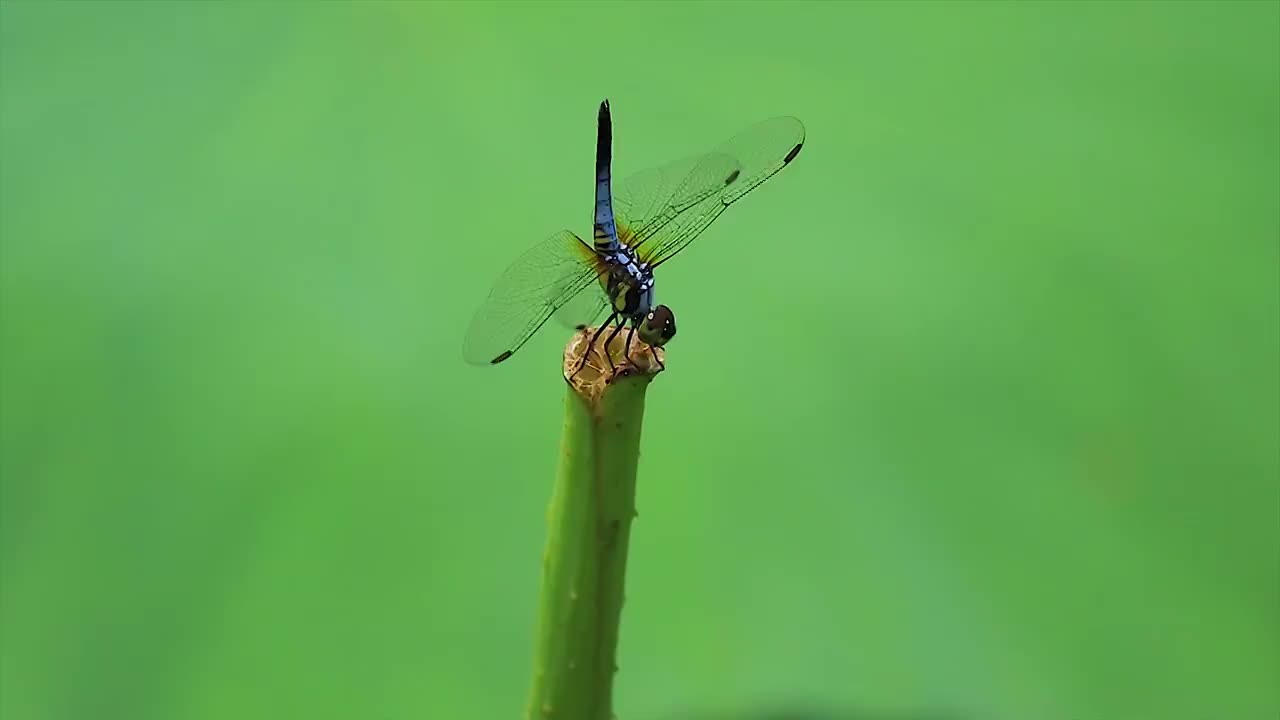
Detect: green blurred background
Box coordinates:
(1, 1, 1277, 719)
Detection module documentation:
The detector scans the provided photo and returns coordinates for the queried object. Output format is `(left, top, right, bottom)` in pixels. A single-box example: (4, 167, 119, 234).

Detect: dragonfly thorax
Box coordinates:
(602, 244, 656, 319)
(600, 243, 676, 349)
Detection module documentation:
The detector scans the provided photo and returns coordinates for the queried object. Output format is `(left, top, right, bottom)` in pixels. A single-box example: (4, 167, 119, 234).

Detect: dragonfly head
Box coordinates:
(639, 305, 677, 348)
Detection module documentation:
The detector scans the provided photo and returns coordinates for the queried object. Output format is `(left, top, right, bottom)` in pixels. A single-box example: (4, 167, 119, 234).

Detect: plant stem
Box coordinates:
(525, 330, 664, 720)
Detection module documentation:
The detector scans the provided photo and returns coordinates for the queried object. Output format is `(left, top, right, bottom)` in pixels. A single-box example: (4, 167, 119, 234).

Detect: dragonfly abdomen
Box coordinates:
(592, 100, 620, 253)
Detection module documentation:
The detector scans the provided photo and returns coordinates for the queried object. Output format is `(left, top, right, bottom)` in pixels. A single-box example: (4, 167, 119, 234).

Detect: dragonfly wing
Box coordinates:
(614, 116, 805, 267)
(462, 229, 605, 365)
(554, 284, 610, 330)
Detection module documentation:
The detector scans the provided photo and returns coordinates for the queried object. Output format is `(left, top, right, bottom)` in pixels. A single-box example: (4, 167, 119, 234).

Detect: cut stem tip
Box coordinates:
(563, 326, 665, 404)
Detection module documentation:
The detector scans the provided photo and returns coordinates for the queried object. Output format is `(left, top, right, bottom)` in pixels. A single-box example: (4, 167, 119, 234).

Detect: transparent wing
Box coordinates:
(462, 230, 606, 365)
(554, 285, 610, 331)
(614, 116, 805, 267)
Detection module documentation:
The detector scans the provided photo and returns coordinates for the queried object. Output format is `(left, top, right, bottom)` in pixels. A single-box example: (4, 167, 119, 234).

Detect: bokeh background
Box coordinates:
(2, 2, 1277, 719)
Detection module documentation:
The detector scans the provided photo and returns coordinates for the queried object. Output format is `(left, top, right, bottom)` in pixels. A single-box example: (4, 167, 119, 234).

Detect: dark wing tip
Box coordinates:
(783, 141, 803, 165)
(490, 350, 514, 364)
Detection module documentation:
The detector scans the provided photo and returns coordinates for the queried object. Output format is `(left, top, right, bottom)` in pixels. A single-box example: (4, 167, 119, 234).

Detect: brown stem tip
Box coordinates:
(562, 326, 665, 402)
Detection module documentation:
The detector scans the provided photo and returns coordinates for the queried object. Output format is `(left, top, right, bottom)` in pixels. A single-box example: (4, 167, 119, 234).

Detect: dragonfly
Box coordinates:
(462, 99, 804, 370)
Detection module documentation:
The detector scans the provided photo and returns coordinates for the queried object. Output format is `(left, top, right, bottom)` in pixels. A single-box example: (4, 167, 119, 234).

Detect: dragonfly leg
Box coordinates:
(649, 345, 664, 370)
(574, 313, 618, 376)
(602, 319, 625, 372)
(622, 323, 637, 368)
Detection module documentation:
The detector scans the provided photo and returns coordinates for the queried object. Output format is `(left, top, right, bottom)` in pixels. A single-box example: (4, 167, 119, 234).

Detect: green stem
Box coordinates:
(525, 332, 664, 720)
